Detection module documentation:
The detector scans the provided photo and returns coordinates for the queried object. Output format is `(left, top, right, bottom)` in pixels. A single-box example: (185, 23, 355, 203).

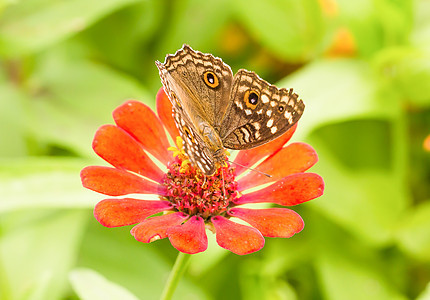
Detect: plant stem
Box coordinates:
(160, 252, 192, 300)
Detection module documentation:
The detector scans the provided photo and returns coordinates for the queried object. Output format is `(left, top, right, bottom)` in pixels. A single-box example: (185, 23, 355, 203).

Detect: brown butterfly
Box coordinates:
(156, 45, 304, 175)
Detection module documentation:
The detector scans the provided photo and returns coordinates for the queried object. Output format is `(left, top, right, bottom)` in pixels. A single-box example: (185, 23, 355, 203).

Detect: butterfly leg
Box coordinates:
(221, 168, 226, 200)
(201, 175, 207, 189)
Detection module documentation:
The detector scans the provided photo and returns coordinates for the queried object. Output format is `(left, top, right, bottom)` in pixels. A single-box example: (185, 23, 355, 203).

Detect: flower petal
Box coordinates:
(228, 208, 304, 238)
(237, 142, 318, 191)
(94, 198, 172, 228)
(211, 216, 264, 255)
(233, 124, 297, 176)
(92, 125, 165, 182)
(81, 166, 165, 196)
(131, 212, 188, 243)
(167, 216, 208, 254)
(235, 173, 324, 206)
(113, 100, 172, 165)
(156, 88, 180, 140)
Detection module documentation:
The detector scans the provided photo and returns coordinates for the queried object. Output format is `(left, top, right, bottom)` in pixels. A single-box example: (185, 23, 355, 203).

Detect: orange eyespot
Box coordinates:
(244, 90, 259, 109)
(171, 92, 181, 108)
(183, 126, 195, 143)
(278, 105, 285, 113)
(203, 71, 219, 88)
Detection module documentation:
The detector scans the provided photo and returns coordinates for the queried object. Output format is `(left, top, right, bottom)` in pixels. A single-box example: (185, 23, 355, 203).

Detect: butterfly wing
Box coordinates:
(219, 69, 305, 150)
(156, 44, 234, 175)
(156, 44, 233, 128)
(172, 106, 218, 175)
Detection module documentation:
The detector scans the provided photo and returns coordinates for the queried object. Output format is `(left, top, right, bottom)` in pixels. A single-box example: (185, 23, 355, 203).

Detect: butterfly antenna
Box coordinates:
(229, 161, 272, 178)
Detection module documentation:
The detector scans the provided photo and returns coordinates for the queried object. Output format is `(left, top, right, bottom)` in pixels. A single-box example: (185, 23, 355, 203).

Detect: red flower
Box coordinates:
(80, 88, 324, 255)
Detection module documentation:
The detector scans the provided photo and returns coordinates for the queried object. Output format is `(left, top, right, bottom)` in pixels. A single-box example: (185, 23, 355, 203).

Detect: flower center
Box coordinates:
(162, 156, 239, 220)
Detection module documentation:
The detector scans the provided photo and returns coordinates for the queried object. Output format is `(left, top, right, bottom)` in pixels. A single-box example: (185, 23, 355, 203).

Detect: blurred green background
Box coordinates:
(1, 0, 430, 299)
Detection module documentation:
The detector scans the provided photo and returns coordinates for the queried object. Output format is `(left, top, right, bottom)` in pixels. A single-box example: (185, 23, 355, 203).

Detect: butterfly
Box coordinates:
(156, 44, 304, 176)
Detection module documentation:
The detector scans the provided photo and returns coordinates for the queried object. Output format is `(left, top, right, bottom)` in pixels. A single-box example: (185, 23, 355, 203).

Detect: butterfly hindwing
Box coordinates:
(219, 69, 304, 150)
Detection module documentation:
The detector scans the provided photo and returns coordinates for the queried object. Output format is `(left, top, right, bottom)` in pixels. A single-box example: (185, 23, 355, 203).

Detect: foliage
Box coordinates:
(1, 0, 430, 299)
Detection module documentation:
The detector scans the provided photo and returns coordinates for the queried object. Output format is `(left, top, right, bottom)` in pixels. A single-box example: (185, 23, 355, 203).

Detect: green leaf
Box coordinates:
(78, 221, 208, 300)
(309, 215, 408, 300)
(188, 233, 229, 276)
(335, 0, 412, 56)
(395, 201, 430, 261)
(372, 46, 430, 107)
(27, 49, 151, 156)
(392, 50, 430, 106)
(0, 157, 97, 213)
(69, 268, 140, 300)
(234, 0, 325, 61)
(278, 59, 398, 136)
(416, 282, 430, 300)
(335, 0, 383, 56)
(239, 259, 299, 300)
(0, 210, 88, 300)
(0, 0, 140, 56)
(0, 82, 28, 157)
(374, 0, 412, 46)
(306, 127, 408, 245)
(315, 249, 408, 300)
(411, 0, 430, 51)
(156, 0, 233, 55)
(80, 1, 163, 79)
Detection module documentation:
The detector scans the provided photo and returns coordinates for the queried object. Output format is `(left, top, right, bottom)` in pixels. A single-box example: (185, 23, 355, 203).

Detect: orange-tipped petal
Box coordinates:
(238, 143, 318, 191)
(113, 101, 172, 165)
(156, 88, 180, 140)
(212, 216, 264, 255)
(167, 216, 208, 254)
(235, 173, 324, 206)
(228, 208, 304, 238)
(233, 124, 297, 176)
(94, 198, 172, 228)
(131, 212, 188, 243)
(81, 166, 165, 196)
(92, 125, 165, 182)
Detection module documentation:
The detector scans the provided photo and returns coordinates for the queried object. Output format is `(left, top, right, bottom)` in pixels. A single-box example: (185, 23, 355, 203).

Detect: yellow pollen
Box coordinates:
(167, 136, 194, 173)
(180, 159, 191, 173)
(168, 136, 188, 159)
(176, 136, 184, 149)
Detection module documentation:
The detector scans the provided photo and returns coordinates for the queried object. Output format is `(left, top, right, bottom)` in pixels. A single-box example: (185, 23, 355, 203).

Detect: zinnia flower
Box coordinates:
(80, 88, 324, 255)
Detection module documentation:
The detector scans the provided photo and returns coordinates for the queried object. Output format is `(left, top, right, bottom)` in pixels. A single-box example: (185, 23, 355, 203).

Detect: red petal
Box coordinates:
(228, 208, 304, 238)
(81, 166, 165, 196)
(211, 216, 265, 255)
(113, 101, 172, 165)
(131, 212, 188, 243)
(238, 142, 318, 191)
(92, 125, 165, 182)
(167, 216, 208, 254)
(94, 198, 172, 228)
(156, 88, 180, 140)
(235, 173, 324, 206)
(233, 124, 297, 176)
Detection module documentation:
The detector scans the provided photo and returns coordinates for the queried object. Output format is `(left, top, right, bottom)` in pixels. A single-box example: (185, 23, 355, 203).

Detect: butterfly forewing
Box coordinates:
(219, 69, 304, 150)
(172, 107, 218, 175)
(156, 45, 233, 128)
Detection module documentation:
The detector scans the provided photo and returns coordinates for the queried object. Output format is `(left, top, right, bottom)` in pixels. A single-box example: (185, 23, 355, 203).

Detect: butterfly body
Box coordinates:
(156, 45, 304, 175)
